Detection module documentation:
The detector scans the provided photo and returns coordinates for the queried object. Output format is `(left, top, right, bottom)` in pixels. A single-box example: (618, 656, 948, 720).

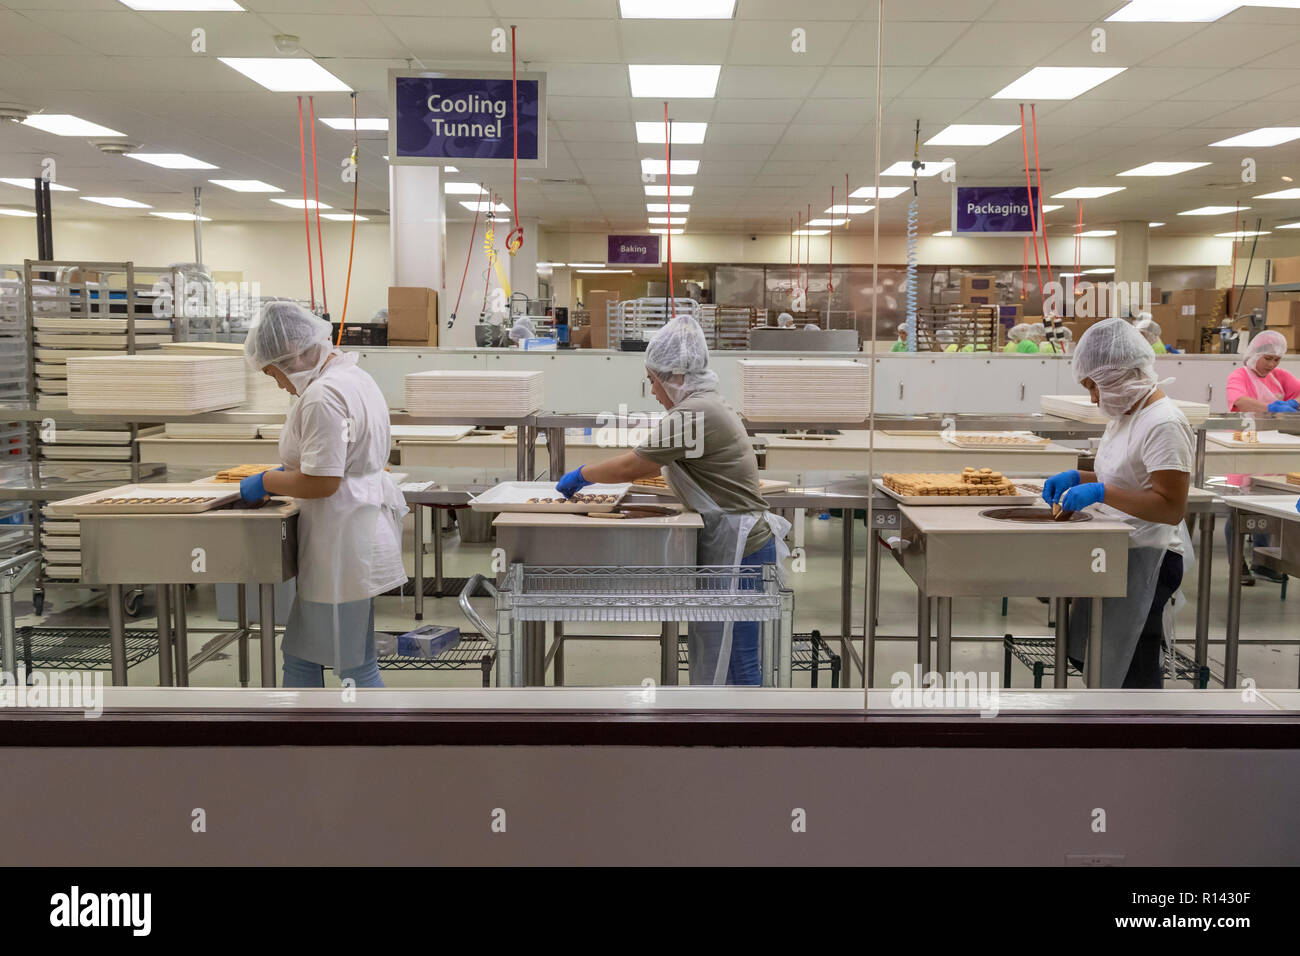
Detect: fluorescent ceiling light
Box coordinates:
(579, 268, 634, 273)
(648, 229, 683, 235)
(0, 209, 36, 217)
(1216, 230, 1270, 237)
(806, 218, 847, 227)
(648, 217, 688, 224)
(880, 160, 953, 177)
(22, 114, 125, 137)
(1179, 206, 1245, 215)
(1149, 222, 1165, 227)
(1106, 1, 1241, 22)
(320, 117, 387, 131)
(0, 177, 76, 192)
(1117, 161, 1210, 177)
(271, 198, 332, 210)
(992, 66, 1126, 101)
(1277, 222, 1300, 229)
(320, 213, 369, 221)
(568, 263, 605, 268)
(150, 212, 211, 221)
(636, 122, 707, 144)
(1040, 204, 1064, 213)
(537, 262, 565, 268)
(620, 0, 736, 17)
(793, 229, 829, 236)
(1254, 188, 1300, 199)
(81, 196, 151, 208)
(1083, 268, 1115, 274)
(1210, 127, 1300, 148)
(460, 201, 510, 213)
(445, 166, 458, 173)
(644, 184, 694, 197)
(1076, 230, 1117, 237)
(848, 185, 908, 200)
(924, 125, 1019, 147)
(444, 182, 486, 195)
(117, 1, 244, 9)
(209, 179, 281, 193)
(219, 57, 351, 93)
(932, 230, 953, 237)
(628, 65, 721, 99)
(641, 159, 699, 176)
(647, 203, 689, 212)
(127, 153, 217, 170)
(826, 204, 873, 214)
(1052, 186, 1125, 199)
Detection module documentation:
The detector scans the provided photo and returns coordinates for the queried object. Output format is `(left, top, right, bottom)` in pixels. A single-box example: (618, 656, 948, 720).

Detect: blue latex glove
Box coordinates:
(1267, 399, 1299, 413)
(1042, 469, 1081, 505)
(1059, 482, 1105, 512)
(555, 466, 592, 500)
(239, 470, 271, 503)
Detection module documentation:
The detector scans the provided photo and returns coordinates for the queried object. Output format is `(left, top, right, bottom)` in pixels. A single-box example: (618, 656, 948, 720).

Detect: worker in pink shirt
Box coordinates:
(1225, 330, 1300, 414)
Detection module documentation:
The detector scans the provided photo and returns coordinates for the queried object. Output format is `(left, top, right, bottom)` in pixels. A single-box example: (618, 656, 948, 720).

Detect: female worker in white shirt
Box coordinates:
(240, 303, 408, 688)
(1041, 318, 1193, 688)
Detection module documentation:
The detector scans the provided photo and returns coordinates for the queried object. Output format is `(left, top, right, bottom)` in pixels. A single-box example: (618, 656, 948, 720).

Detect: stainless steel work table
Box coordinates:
(894, 505, 1133, 687)
(78, 501, 299, 687)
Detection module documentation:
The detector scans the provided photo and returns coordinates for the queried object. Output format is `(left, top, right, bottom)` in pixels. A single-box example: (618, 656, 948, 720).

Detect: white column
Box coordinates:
(389, 164, 444, 292)
(1114, 220, 1150, 314)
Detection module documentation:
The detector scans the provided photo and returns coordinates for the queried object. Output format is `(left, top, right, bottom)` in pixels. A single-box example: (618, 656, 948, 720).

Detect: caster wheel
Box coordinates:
(32, 589, 45, 617)
(123, 589, 143, 619)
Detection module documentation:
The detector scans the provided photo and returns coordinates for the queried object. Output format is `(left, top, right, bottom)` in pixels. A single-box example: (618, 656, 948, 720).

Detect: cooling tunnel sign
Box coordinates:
(952, 185, 1039, 236)
(388, 70, 547, 167)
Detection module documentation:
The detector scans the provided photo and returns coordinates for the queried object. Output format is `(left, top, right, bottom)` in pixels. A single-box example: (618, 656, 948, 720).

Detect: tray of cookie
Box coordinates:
(630, 473, 794, 497)
(875, 468, 1038, 505)
(45, 484, 242, 515)
(941, 431, 1051, 450)
(469, 481, 631, 513)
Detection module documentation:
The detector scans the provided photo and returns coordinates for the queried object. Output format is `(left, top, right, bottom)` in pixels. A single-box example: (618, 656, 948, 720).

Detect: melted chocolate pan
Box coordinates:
(979, 507, 1091, 523)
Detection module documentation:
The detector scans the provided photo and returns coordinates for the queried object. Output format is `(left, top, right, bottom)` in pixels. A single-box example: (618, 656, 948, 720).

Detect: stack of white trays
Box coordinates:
(404, 370, 544, 418)
(66, 354, 246, 415)
(738, 359, 872, 423)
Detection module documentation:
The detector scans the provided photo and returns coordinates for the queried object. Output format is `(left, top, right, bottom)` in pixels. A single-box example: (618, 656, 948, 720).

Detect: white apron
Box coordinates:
(278, 362, 408, 670)
(664, 460, 791, 686)
(1244, 370, 1285, 404)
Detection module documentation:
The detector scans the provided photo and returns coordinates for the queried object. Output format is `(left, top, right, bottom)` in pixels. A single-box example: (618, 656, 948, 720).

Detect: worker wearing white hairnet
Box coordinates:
(1132, 314, 1175, 355)
(555, 316, 790, 686)
(241, 302, 408, 688)
(891, 322, 909, 352)
(508, 315, 536, 345)
(1226, 329, 1299, 414)
(1041, 318, 1193, 687)
(1005, 323, 1038, 354)
(776, 311, 795, 328)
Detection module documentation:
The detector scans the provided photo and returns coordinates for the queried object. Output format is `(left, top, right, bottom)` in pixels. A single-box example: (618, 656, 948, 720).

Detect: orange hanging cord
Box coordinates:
(297, 96, 315, 311)
(505, 25, 524, 256)
(334, 93, 361, 346)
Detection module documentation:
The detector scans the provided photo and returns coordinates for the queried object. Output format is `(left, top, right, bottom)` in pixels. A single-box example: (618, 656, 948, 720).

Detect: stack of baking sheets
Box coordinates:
(1041, 394, 1210, 425)
(405, 370, 544, 418)
(738, 359, 871, 422)
(40, 507, 82, 581)
(66, 354, 246, 414)
(163, 422, 264, 440)
(160, 342, 290, 412)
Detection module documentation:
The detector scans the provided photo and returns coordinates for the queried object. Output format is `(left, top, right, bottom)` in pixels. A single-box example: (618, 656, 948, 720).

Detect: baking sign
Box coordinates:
(607, 235, 661, 265)
(388, 70, 547, 167)
(953, 185, 1040, 236)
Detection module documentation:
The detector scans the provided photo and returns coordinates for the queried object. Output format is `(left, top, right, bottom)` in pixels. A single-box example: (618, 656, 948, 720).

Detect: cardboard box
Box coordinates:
(962, 294, 994, 306)
(1230, 286, 1267, 319)
(1149, 304, 1180, 339)
(584, 290, 620, 349)
(388, 339, 437, 349)
(1271, 324, 1299, 351)
(1269, 256, 1300, 286)
(387, 286, 438, 345)
(998, 304, 1024, 322)
(961, 274, 995, 295)
(570, 326, 592, 349)
(1266, 299, 1300, 328)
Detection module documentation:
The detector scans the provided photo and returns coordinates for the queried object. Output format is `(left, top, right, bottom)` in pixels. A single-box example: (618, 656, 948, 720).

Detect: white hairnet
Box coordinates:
(777, 311, 795, 328)
(244, 301, 332, 373)
(645, 315, 719, 404)
(1072, 317, 1160, 419)
(1243, 329, 1287, 372)
(896, 323, 907, 333)
(1132, 317, 1161, 345)
(1026, 322, 1046, 343)
(1007, 323, 1029, 343)
(803, 323, 820, 331)
(508, 316, 536, 343)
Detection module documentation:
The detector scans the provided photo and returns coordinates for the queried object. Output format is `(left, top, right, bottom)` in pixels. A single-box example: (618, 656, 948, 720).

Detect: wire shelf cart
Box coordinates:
(459, 564, 795, 687)
(915, 305, 1001, 352)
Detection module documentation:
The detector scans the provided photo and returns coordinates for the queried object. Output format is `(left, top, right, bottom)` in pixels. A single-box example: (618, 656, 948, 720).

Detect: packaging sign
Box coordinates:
(953, 185, 1040, 236)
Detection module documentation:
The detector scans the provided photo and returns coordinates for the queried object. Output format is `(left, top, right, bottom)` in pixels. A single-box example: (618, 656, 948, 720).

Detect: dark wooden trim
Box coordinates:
(1, 709, 1298, 748)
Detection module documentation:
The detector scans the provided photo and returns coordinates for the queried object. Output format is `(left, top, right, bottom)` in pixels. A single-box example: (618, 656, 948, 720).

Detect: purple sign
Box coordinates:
(607, 235, 661, 265)
(389, 71, 546, 166)
(953, 185, 1040, 236)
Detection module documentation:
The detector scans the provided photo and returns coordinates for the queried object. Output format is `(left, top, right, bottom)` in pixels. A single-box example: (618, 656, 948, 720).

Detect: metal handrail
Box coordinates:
(0, 549, 39, 585)
(457, 573, 498, 643)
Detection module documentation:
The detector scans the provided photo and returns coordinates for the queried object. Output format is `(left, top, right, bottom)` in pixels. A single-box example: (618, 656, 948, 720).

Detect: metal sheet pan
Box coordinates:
(873, 476, 1037, 506)
(470, 481, 630, 513)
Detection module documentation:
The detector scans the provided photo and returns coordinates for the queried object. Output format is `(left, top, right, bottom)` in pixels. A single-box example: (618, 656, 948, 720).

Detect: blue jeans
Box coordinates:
(282, 652, 385, 688)
(723, 537, 779, 686)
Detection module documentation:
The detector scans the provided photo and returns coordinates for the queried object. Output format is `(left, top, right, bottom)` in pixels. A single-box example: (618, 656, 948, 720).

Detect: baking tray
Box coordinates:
(1207, 430, 1300, 449)
(1242, 474, 1300, 494)
(469, 481, 630, 513)
(942, 431, 1051, 450)
(873, 477, 1038, 506)
(46, 483, 241, 516)
(630, 477, 793, 497)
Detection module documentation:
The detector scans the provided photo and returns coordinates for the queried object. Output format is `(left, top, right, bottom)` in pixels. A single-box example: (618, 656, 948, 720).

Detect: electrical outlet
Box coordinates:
(1066, 853, 1126, 867)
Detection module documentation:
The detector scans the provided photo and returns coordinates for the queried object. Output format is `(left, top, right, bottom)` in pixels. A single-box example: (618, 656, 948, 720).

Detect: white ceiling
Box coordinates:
(0, 0, 1298, 239)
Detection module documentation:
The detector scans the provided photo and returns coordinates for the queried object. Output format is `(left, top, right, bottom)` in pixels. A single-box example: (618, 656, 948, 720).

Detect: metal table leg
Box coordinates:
(515, 427, 528, 480)
(172, 584, 190, 687)
(432, 506, 444, 595)
(108, 583, 127, 686)
(1194, 428, 1207, 488)
(917, 590, 931, 674)
(236, 583, 249, 688)
(155, 582, 173, 687)
(1053, 597, 1068, 689)
(1225, 526, 1245, 690)
(547, 426, 566, 479)
(840, 513, 854, 687)
(935, 596, 952, 678)
(659, 622, 677, 685)
(413, 502, 424, 621)
(525, 425, 536, 480)
(259, 583, 276, 688)
(867, 530, 881, 688)
(553, 621, 565, 686)
(1195, 513, 1215, 671)
(1085, 596, 1103, 687)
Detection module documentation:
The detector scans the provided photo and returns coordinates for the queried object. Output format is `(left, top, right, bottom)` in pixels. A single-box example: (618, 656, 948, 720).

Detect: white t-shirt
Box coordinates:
(1092, 396, 1194, 553)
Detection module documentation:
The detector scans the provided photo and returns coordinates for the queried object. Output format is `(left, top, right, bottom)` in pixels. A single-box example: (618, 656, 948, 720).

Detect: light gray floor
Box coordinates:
(12, 511, 1299, 691)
